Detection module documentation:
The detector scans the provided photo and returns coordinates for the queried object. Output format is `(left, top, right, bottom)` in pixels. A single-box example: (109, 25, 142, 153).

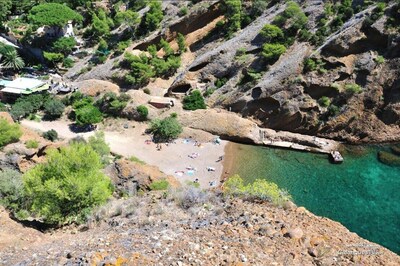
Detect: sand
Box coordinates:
(21, 119, 228, 189)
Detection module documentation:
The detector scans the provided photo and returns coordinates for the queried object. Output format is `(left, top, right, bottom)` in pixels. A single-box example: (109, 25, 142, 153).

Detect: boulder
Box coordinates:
(285, 227, 304, 239)
(178, 109, 259, 143)
(74, 79, 120, 97)
(105, 159, 180, 196)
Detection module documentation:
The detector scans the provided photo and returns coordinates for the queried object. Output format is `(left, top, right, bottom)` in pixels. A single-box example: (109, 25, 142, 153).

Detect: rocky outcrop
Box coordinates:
(1, 194, 399, 265)
(179, 109, 259, 143)
(105, 159, 180, 196)
(73, 79, 120, 97)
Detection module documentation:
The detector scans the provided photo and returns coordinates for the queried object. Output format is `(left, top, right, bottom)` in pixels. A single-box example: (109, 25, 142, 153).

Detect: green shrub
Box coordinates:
(25, 140, 39, 149)
(96, 92, 130, 117)
(52, 37, 76, 55)
(149, 179, 169, 190)
(142, 1, 163, 33)
(75, 105, 103, 126)
(136, 105, 149, 120)
(203, 88, 216, 97)
(318, 96, 331, 107)
(43, 129, 58, 142)
(28, 3, 83, 27)
(10, 94, 48, 120)
(0, 102, 7, 111)
(223, 0, 242, 37)
(303, 57, 325, 73)
(177, 33, 186, 53)
(375, 55, 385, 64)
(62, 57, 74, 68)
(0, 168, 25, 211)
(261, 43, 286, 63)
(224, 174, 291, 206)
(273, 1, 308, 36)
(183, 90, 206, 110)
(345, 83, 362, 94)
(43, 51, 64, 64)
(23, 143, 113, 224)
(215, 77, 228, 88)
(143, 88, 151, 95)
(178, 7, 188, 16)
(327, 104, 340, 117)
(44, 98, 65, 119)
(88, 131, 111, 165)
(115, 40, 131, 55)
(149, 116, 183, 142)
(260, 24, 284, 43)
(0, 119, 22, 148)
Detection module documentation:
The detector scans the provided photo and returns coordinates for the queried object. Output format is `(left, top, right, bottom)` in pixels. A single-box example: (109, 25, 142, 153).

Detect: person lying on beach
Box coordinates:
(207, 167, 216, 172)
(188, 152, 199, 159)
(216, 155, 224, 162)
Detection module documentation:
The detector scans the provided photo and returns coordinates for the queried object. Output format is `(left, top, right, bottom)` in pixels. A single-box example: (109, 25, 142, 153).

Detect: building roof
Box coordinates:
(4, 77, 46, 90)
(0, 79, 12, 87)
(1, 78, 49, 95)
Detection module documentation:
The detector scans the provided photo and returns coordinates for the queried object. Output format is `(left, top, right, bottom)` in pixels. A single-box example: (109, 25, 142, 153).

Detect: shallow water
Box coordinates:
(229, 143, 400, 254)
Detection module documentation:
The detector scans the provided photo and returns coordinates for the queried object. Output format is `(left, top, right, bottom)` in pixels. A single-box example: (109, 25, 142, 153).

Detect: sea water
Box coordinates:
(229, 143, 400, 254)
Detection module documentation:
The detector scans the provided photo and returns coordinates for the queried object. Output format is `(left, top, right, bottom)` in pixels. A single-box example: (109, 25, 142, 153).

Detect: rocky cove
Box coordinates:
(223, 142, 400, 255)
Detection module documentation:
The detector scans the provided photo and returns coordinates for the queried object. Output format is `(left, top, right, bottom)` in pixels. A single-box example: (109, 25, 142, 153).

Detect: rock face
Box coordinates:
(164, 2, 400, 143)
(105, 159, 180, 196)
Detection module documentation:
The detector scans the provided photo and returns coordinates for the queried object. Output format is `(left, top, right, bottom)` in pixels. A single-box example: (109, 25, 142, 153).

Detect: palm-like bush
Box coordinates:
(0, 45, 25, 70)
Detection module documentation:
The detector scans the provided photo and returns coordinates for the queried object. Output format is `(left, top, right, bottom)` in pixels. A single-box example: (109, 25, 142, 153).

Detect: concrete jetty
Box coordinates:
(257, 128, 341, 155)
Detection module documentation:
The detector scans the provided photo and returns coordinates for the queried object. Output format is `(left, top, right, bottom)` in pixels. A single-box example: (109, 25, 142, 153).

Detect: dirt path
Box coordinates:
(21, 120, 227, 189)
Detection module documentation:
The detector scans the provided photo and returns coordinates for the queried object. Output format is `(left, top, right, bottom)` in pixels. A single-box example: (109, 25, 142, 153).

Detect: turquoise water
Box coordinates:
(229, 144, 400, 254)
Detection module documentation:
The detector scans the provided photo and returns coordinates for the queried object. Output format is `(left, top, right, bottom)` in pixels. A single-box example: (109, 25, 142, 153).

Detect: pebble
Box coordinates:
(239, 254, 248, 262)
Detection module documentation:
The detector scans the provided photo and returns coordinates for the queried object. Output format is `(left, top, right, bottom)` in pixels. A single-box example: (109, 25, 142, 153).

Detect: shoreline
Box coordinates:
(221, 141, 239, 185)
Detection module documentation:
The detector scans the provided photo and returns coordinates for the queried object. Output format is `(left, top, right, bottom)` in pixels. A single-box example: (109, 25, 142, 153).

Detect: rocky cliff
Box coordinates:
(0, 192, 399, 265)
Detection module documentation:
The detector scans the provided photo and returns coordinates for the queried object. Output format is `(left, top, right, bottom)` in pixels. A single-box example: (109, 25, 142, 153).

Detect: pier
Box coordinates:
(257, 128, 343, 161)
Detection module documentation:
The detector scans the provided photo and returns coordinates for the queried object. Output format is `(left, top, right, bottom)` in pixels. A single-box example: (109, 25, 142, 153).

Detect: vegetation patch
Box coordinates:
(0, 119, 22, 148)
(149, 179, 169, 191)
(23, 142, 113, 224)
(224, 175, 292, 206)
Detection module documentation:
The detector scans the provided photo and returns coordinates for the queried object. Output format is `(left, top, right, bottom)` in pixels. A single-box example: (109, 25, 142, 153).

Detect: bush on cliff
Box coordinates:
(183, 90, 206, 110)
(0, 119, 22, 148)
(0, 168, 25, 211)
(23, 143, 113, 224)
(224, 175, 292, 206)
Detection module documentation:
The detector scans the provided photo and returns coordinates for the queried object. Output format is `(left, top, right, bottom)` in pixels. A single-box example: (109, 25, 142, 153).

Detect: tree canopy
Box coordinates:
(150, 116, 183, 142)
(75, 105, 103, 126)
(23, 143, 113, 224)
(28, 3, 83, 27)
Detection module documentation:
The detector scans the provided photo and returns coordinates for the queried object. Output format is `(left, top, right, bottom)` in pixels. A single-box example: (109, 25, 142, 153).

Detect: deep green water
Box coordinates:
(229, 144, 400, 254)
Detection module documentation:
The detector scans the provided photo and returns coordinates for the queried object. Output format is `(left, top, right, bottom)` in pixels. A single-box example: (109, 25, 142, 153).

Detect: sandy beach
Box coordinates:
(21, 119, 228, 189)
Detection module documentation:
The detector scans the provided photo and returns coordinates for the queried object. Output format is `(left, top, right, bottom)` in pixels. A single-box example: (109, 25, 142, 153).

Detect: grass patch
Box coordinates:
(25, 140, 39, 149)
(149, 179, 169, 191)
(129, 156, 146, 165)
